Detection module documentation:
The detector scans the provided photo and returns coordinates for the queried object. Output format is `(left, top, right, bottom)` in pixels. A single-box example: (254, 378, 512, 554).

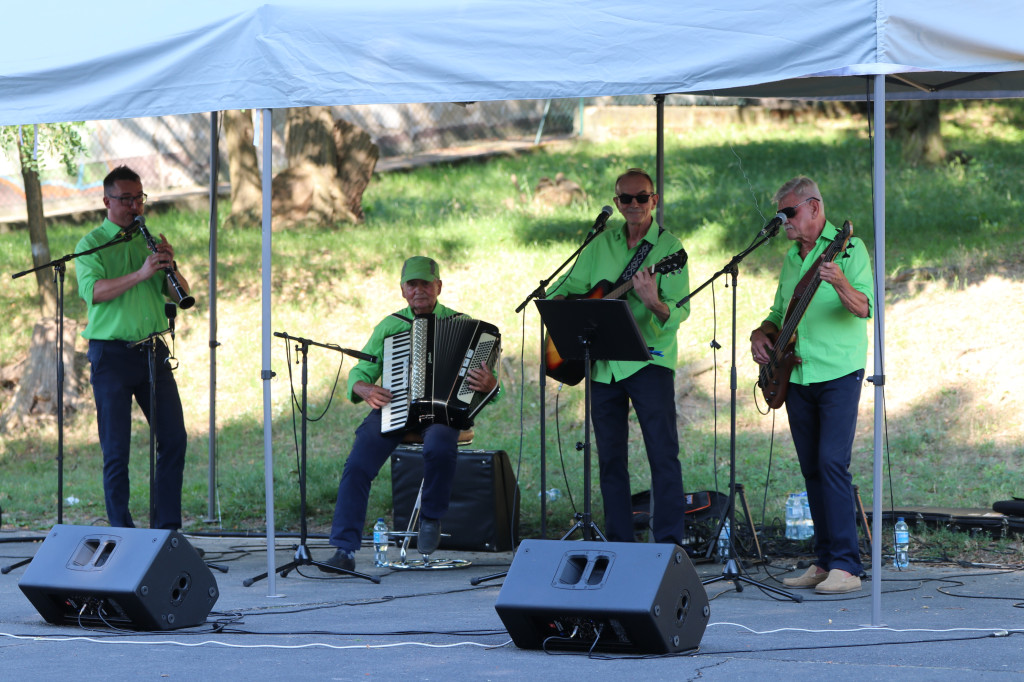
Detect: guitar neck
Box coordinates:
(765, 226, 851, 368)
(604, 279, 636, 300)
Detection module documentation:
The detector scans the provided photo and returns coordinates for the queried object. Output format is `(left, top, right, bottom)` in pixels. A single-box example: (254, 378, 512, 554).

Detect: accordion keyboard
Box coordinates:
(381, 331, 411, 433)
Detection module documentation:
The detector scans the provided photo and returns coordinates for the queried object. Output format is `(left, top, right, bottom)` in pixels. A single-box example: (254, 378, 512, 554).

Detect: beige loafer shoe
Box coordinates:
(782, 565, 828, 588)
(815, 569, 862, 594)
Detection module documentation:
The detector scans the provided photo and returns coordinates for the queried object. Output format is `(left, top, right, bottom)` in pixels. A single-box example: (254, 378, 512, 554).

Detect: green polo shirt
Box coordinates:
(547, 221, 690, 383)
(763, 220, 874, 385)
(347, 302, 502, 405)
(75, 218, 169, 341)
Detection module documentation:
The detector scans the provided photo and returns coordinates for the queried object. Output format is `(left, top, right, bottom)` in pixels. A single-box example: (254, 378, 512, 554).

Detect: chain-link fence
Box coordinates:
(0, 95, 739, 223)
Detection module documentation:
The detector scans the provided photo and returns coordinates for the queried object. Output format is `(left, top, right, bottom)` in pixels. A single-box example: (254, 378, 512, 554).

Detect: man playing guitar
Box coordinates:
(547, 168, 691, 546)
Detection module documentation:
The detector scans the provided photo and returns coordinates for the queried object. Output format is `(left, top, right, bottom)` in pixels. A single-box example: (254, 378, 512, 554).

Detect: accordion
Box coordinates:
(381, 314, 500, 433)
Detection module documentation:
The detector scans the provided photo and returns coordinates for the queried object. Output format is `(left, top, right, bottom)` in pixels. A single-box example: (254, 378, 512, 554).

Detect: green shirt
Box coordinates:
(763, 220, 874, 385)
(75, 218, 169, 341)
(547, 221, 690, 383)
(347, 302, 502, 405)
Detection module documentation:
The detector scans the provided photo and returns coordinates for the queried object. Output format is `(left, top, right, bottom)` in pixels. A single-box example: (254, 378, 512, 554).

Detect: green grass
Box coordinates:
(1, 103, 1022, 557)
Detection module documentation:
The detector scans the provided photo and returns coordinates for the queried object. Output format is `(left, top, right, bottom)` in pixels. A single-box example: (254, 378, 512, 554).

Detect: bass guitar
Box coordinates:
(544, 249, 688, 386)
(758, 220, 852, 409)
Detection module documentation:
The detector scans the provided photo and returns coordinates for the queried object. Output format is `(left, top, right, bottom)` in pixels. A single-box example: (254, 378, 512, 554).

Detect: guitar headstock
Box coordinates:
(653, 249, 688, 276)
(838, 220, 853, 257)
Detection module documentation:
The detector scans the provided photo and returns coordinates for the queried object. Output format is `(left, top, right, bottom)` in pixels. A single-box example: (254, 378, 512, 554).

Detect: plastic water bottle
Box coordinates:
(717, 519, 731, 563)
(798, 491, 814, 540)
(785, 493, 801, 540)
(894, 517, 910, 569)
(539, 488, 562, 502)
(373, 517, 390, 567)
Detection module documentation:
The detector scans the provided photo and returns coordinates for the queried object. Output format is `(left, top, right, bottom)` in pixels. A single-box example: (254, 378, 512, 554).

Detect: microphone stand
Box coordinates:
(244, 332, 380, 585)
(471, 219, 608, 587)
(3, 232, 135, 575)
(128, 328, 177, 529)
(678, 221, 800, 602)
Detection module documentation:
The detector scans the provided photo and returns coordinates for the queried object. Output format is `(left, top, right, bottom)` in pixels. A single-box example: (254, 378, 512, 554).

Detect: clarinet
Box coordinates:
(132, 216, 195, 310)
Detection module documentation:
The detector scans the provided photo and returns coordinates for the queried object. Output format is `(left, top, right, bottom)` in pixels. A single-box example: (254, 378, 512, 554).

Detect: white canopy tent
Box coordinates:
(5, 0, 1024, 621)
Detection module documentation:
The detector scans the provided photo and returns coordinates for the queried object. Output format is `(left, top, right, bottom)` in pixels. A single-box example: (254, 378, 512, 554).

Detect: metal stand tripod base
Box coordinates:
(243, 544, 380, 586)
(388, 557, 472, 570)
(702, 558, 802, 602)
(1, 558, 31, 574)
(560, 512, 607, 542)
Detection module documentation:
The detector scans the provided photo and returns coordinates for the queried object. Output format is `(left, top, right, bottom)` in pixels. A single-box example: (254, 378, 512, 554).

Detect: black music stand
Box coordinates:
(244, 333, 379, 586)
(535, 298, 651, 541)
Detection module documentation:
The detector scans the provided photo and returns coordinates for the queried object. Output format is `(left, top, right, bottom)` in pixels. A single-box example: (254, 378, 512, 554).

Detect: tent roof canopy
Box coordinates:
(4, 1, 1024, 126)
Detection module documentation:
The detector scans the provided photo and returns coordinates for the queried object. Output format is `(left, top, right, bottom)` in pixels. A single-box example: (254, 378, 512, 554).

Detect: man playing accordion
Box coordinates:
(323, 256, 500, 573)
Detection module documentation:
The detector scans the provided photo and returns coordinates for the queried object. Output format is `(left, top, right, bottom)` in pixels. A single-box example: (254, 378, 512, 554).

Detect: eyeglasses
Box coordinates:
(616, 192, 655, 204)
(106, 193, 148, 207)
(780, 196, 819, 215)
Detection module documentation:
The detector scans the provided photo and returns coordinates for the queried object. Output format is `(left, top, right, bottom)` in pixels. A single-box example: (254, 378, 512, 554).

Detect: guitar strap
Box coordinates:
(617, 227, 664, 283)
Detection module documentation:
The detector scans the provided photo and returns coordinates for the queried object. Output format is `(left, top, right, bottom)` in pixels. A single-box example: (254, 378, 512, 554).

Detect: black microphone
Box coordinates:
(347, 349, 379, 363)
(165, 302, 177, 341)
(589, 205, 614, 235)
(760, 206, 797, 238)
(118, 215, 143, 240)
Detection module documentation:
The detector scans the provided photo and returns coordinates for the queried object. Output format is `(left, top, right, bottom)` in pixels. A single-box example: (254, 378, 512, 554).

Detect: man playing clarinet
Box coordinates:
(75, 165, 191, 530)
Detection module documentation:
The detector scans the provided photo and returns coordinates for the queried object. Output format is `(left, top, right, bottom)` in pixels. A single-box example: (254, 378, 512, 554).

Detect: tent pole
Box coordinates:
(260, 109, 281, 597)
(206, 111, 220, 524)
(655, 94, 665, 228)
(870, 74, 886, 626)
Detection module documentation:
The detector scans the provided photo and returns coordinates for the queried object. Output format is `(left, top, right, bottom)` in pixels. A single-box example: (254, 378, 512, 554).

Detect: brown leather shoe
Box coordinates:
(782, 565, 828, 588)
(815, 569, 862, 594)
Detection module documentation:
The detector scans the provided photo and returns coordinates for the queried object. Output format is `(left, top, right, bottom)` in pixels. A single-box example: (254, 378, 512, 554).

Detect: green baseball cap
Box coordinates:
(400, 256, 440, 283)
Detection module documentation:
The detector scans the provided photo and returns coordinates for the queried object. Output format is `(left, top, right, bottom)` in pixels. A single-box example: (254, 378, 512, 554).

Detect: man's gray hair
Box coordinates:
(773, 176, 822, 205)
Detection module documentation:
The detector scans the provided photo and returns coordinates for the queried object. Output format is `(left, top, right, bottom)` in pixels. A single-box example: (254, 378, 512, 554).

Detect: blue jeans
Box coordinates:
(591, 364, 686, 544)
(786, 369, 864, 575)
(329, 409, 459, 552)
(87, 339, 187, 530)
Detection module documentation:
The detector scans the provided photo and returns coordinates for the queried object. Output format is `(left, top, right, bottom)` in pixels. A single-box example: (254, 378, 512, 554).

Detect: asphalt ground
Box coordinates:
(2, 529, 1023, 681)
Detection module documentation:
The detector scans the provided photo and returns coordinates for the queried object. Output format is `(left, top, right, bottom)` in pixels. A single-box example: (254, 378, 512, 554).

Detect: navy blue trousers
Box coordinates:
(87, 339, 187, 530)
(786, 369, 864, 576)
(591, 364, 686, 544)
(329, 409, 459, 553)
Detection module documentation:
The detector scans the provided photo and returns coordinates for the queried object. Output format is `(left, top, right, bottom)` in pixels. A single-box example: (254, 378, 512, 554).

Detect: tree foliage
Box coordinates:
(0, 122, 86, 176)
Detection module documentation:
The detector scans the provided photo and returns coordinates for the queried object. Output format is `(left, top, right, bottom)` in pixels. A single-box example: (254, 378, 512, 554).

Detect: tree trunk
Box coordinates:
(18, 143, 56, 315)
(270, 106, 377, 228)
(286, 106, 338, 167)
(332, 118, 378, 223)
(890, 101, 946, 165)
(223, 110, 263, 228)
(0, 317, 82, 433)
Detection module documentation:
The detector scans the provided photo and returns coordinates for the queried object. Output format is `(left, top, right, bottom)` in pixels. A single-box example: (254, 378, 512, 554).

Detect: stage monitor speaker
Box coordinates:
(392, 448, 520, 551)
(19, 525, 219, 631)
(494, 540, 710, 654)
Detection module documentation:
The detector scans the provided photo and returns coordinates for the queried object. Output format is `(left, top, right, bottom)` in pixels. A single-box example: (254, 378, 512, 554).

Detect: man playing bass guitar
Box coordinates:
(749, 176, 874, 595)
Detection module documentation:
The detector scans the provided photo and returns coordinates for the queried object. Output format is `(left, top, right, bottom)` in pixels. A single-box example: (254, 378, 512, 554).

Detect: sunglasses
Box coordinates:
(616, 192, 654, 204)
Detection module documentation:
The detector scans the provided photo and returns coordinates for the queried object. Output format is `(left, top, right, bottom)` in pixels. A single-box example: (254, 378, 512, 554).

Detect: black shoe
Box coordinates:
(320, 549, 355, 574)
(418, 518, 441, 555)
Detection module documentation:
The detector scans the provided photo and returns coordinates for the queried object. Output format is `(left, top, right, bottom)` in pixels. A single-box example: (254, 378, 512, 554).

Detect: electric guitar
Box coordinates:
(544, 249, 688, 386)
(758, 221, 853, 409)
